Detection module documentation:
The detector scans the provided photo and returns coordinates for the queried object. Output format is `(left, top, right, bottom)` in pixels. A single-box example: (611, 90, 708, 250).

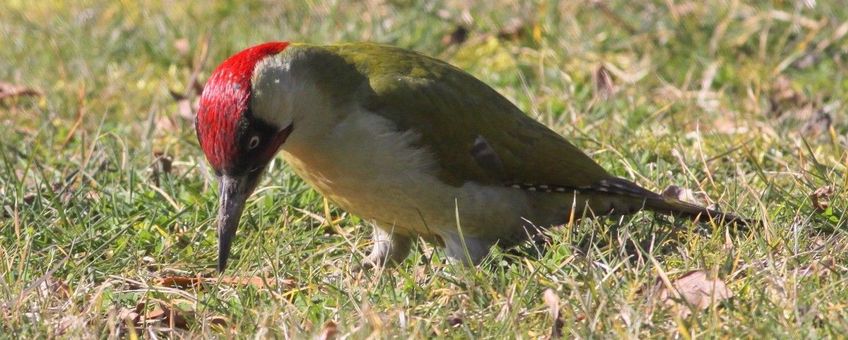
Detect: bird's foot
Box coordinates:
(355, 227, 413, 271)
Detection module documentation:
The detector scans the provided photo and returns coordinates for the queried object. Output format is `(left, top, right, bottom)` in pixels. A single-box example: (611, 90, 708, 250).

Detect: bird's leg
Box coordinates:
(442, 233, 494, 266)
(360, 226, 413, 269)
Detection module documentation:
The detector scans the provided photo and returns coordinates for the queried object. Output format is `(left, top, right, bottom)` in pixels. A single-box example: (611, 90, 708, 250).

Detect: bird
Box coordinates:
(195, 41, 746, 272)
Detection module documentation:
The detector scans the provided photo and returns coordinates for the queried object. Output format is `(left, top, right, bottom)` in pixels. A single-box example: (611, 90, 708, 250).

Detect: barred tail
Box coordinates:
(588, 177, 751, 226)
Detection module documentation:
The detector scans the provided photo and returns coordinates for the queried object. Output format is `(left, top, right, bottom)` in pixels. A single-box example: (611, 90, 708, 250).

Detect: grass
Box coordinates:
(1, 0, 846, 337)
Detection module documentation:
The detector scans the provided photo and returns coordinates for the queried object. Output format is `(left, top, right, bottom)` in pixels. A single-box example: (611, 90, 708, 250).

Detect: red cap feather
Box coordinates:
(196, 42, 290, 172)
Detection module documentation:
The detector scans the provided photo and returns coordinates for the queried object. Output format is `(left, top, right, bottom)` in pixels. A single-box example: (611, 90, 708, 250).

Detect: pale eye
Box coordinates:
(248, 136, 260, 149)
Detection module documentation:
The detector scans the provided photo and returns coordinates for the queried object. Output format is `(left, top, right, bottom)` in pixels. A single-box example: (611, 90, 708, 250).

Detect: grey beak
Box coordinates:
(216, 175, 249, 272)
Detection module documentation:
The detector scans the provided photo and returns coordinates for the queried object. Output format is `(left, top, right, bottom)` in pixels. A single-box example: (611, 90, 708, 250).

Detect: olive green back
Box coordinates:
(284, 42, 612, 188)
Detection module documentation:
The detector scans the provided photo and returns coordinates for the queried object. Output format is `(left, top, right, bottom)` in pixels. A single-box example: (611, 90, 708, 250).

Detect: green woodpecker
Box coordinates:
(195, 42, 744, 272)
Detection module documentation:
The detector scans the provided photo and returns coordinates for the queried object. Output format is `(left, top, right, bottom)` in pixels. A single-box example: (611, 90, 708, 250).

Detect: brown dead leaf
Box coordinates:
(766, 74, 837, 138)
(145, 301, 189, 329)
(154, 275, 203, 289)
(169, 88, 202, 121)
(170, 90, 201, 121)
(661, 185, 708, 206)
(23, 193, 37, 205)
(180, 98, 199, 120)
(117, 301, 145, 328)
(798, 257, 836, 279)
(316, 320, 338, 340)
(650, 270, 733, 317)
(219, 276, 296, 289)
(442, 26, 469, 46)
(154, 275, 295, 290)
(768, 75, 805, 118)
(144, 305, 166, 320)
(50, 181, 76, 205)
(497, 18, 527, 41)
(446, 313, 463, 327)
(0, 81, 41, 100)
(801, 106, 834, 138)
(810, 185, 834, 212)
(149, 151, 173, 186)
(141, 256, 158, 271)
(208, 315, 229, 328)
(174, 38, 191, 57)
(594, 65, 615, 100)
(154, 114, 180, 133)
(152, 151, 173, 173)
(119, 300, 195, 331)
(118, 309, 139, 323)
(543, 289, 563, 339)
(54, 315, 84, 336)
(169, 35, 209, 121)
(37, 277, 70, 300)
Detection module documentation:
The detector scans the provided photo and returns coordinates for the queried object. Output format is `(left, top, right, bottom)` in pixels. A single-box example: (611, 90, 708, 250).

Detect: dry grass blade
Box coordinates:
(590, 0, 636, 33)
(593, 65, 615, 101)
(543, 289, 563, 339)
(60, 84, 87, 147)
(208, 315, 229, 328)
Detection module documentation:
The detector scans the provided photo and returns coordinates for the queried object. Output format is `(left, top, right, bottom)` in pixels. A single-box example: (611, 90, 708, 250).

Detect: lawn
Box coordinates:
(1, 0, 846, 338)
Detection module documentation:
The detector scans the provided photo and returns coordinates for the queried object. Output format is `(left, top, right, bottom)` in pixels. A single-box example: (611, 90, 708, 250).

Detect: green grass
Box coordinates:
(1, 0, 846, 337)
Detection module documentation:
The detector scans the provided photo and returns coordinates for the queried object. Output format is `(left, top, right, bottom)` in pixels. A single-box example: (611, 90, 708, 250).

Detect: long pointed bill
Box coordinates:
(216, 175, 250, 272)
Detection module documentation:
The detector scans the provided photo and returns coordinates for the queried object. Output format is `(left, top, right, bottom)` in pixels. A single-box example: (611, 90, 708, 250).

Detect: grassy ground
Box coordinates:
(1, 0, 846, 338)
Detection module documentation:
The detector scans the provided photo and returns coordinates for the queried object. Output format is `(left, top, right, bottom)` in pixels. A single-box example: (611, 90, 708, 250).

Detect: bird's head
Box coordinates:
(195, 41, 294, 272)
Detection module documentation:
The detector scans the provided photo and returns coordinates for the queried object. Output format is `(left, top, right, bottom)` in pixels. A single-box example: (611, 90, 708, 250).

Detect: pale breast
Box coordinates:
(281, 107, 531, 238)
(281, 108, 448, 234)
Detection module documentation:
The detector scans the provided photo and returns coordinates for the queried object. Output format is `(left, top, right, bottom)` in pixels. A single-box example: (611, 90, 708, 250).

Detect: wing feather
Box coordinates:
(315, 43, 613, 188)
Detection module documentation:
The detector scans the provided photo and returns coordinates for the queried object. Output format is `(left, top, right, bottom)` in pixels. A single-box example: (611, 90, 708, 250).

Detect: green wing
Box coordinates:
(302, 43, 613, 188)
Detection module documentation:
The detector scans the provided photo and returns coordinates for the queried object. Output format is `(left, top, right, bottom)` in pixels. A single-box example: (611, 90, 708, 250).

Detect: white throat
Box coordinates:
(250, 54, 338, 145)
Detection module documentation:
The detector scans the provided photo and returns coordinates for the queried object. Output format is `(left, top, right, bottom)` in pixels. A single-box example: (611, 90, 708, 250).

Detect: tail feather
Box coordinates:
(588, 177, 750, 225)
